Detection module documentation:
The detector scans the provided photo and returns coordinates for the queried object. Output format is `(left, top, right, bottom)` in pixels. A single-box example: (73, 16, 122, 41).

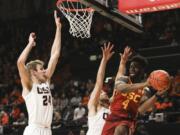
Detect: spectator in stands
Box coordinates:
(0, 94, 9, 106)
(62, 105, 74, 122)
(10, 105, 21, 121)
(154, 97, 173, 112)
(13, 112, 27, 126)
(10, 87, 24, 105)
(0, 110, 9, 126)
(70, 92, 82, 107)
(73, 103, 86, 122)
(52, 111, 61, 128)
(82, 91, 89, 106)
(80, 129, 86, 135)
(53, 93, 61, 112)
(87, 80, 95, 91)
(59, 93, 69, 111)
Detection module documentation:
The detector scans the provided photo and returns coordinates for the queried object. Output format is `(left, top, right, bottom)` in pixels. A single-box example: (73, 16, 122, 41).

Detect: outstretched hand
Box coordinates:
(101, 42, 115, 62)
(120, 46, 132, 64)
(54, 10, 61, 28)
(28, 32, 36, 46)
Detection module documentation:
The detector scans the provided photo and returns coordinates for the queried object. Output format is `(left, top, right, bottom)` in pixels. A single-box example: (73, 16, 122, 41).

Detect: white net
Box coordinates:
(57, 0, 94, 38)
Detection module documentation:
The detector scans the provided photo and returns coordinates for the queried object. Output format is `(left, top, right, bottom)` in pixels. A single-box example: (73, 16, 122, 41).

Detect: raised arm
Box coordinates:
(114, 47, 150, 93)
(115, 46, 132, 82)
(17, 33, 36, 90)
(88, 42, 114, 116)
(45, 10, 62, 79)
(110, 47, 132, 99)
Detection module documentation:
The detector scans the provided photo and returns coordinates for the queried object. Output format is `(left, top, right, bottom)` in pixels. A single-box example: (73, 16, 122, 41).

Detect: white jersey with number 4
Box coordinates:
(22, 82, 53, 127)
(86, 107, 109, 135)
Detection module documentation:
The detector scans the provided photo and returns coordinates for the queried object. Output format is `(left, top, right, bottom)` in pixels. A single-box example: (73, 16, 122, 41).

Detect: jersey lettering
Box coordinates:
(127, 92, 135, 100)
(37, 87, 51, 106)
(122, 99, 130, 110)
(37, 87, 50, 94)
(122, 92, 141, 110)
(121, 93, 127, 96)
(43, 95, 51, 106)
(133, 95, 141, 102)
(103, 112, 108, 120)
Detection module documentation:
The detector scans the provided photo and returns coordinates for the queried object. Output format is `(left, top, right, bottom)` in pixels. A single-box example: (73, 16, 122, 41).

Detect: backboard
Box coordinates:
(79, 0, 143, 33)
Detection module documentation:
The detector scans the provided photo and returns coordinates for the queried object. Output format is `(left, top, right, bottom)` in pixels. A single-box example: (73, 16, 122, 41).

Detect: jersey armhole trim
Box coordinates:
(22, 88, 32, 100)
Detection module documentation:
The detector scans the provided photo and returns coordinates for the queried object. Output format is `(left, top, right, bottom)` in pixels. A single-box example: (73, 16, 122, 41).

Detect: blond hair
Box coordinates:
(26, 60, 44, 72)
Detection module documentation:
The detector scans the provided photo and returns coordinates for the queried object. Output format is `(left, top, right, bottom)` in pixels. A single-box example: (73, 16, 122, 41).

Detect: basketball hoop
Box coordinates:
(57, 0, 94, 38)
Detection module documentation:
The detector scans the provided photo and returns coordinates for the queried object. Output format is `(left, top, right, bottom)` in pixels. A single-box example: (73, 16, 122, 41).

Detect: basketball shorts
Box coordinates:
(101, 114, 135, 135)
(23, 124, 52, 135)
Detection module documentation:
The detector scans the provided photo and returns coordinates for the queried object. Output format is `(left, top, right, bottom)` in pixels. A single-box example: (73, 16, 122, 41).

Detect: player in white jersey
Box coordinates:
(17, 10, 61, 135)
(86, 43, 114, 135)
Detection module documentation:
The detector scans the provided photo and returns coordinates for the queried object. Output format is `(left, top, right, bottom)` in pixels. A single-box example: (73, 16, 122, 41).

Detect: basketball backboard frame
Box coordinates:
(79, 0, 143, 33)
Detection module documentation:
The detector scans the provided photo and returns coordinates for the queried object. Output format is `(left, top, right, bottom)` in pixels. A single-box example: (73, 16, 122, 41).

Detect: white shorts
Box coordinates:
(23, 124, 52, 135)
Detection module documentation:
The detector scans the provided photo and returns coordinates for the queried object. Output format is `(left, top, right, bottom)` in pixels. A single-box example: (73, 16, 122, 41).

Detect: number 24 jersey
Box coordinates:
(22, 82, 53, 127)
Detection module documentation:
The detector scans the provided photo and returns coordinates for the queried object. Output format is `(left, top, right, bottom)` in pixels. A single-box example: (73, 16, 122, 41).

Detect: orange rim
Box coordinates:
(56, 0, 94, 12)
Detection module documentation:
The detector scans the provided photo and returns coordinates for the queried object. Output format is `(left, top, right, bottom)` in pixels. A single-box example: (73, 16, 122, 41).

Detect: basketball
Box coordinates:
(148, 70, 170, 91)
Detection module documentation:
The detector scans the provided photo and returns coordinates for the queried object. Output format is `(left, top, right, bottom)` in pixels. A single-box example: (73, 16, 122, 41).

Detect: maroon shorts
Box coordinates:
(101, 114, 136, 135)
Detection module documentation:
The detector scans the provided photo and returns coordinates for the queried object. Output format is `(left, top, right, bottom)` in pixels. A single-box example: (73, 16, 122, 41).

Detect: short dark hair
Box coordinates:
(129, 55, 148, 69)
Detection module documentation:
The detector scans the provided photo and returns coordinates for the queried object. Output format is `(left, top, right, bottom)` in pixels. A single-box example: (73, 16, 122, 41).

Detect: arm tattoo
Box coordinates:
(114, 76, 129, 90)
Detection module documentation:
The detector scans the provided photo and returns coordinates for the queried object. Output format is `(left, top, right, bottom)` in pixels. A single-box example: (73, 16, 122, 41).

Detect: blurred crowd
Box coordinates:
(141, 10, 180, 48)
(0, 9, 179, 135)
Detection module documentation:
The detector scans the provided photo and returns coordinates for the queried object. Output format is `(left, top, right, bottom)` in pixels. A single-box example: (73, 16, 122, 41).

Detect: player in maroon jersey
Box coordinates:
(102, 47, 166, 135)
